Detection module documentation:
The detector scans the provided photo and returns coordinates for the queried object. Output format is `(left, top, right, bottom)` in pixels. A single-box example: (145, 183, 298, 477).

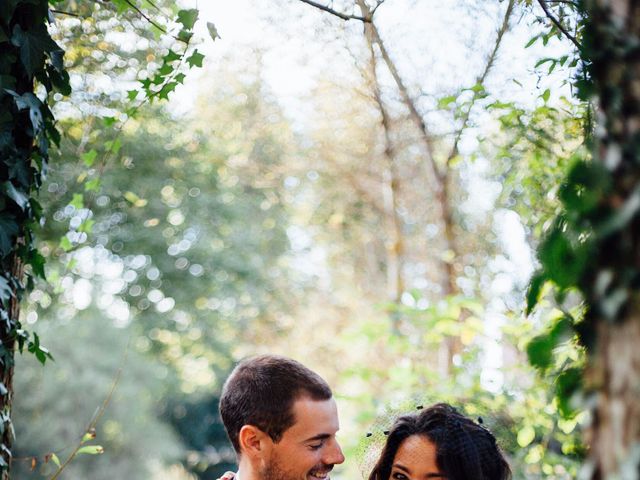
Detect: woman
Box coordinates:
(369, 403, 511, 480)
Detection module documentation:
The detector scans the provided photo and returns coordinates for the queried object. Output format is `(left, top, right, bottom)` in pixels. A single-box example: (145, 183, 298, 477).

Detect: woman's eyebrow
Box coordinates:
(392, 463, 411, 473)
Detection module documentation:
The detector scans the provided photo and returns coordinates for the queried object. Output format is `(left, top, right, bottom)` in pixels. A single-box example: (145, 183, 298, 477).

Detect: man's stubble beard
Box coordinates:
(261, 454, 333, 480)
(261, 455, 298, 480)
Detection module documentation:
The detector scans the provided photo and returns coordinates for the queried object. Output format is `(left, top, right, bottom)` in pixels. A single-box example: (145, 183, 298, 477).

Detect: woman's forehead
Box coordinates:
(394, 434, 441, 475)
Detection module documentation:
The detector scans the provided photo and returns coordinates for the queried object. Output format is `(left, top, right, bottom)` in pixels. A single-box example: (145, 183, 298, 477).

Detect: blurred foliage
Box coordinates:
(12, 307, 184, 479)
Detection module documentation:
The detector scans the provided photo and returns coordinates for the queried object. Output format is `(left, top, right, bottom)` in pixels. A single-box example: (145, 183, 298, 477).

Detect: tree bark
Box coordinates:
(583, 0, 640, 477)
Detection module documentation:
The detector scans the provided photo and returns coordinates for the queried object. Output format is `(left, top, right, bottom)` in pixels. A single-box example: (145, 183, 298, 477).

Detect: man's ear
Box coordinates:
(238, 425, 270, 458)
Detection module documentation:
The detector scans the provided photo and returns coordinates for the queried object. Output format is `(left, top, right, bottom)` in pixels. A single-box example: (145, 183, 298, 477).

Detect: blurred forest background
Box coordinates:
(12, 0, 589, 479)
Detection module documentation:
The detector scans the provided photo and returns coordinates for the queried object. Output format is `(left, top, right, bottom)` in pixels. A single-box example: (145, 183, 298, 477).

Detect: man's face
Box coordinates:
(261, 397, 345, 480)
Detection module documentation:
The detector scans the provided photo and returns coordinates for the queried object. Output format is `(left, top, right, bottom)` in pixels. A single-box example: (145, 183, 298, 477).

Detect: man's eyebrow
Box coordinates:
(303, 433, 332, 443)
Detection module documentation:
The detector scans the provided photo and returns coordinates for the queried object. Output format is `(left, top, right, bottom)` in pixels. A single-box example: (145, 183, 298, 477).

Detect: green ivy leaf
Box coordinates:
(163, 50, 181, 63)
(186, 50, 204, 68)
(177, 9, 198, 30)
(158, 81, 178, 100)
(207, 22, 220, 41)
(2, 181, 28, 210)
(527, 333, 554, 371)
(11, 24, 61, 77)
(556, 368, 582, 419)
(27, 249, 46, 280)
(0, 214, 19, 256)
(0, 276, 11, 305)
(526, 272, 546, 315)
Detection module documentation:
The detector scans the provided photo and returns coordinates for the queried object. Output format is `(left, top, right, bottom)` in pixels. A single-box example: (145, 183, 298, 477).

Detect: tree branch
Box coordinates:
(50, 9, 81, 18)
(297, 0, 371, 22)
(358, 0, 442, 187)
(123, 0, 167, 34)
(446, 0, 515, 166)
(537, 0, 581, 50)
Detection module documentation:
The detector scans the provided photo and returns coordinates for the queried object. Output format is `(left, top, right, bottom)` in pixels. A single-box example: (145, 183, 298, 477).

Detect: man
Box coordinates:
(218, 354, 345, 480)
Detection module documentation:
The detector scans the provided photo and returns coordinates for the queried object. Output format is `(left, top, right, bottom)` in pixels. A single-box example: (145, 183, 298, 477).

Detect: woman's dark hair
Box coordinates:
(368, 403, 511, 480)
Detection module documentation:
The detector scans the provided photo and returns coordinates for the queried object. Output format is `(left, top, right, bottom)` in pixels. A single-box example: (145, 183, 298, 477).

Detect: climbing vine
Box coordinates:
(0, 0, 210, 475)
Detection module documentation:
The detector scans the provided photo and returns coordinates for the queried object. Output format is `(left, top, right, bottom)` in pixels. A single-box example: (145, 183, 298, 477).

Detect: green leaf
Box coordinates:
(556, 368, 582, 418)
(527, 333, 554, 371)
(81, 149, 97, 167)
(49, 453, 61, 468)
(186, 50, 204, 68)
(207, 22, 220, 41)
(538, 226, 587, 289)
(85, 178, 101, 192)
(163, 50, 181, 63)
(158, 81, 178, 100)
(105, 138, 122, 155)
(438, 95, 457, 109)
(77, 445, 104, 455)
(177, 9, 198, 30)
(59, 236, 73, 252)
(11, 24, 61, 77)
(2, 181, 29, 210)
(541, 88, 550, 102)
(78, 219, 95, 234)
(27, 249, 46, 280)
(158, 63, 173, 76)
(102, 116, 117, 127)
(0, 276, 11, 304)
(524, 35, 539, 48)
(127, 89, 138, 101)
(0, 215, 19, 256)
(526, 272, 546, 315)
(177, 30, 193, 43)
(70, 193, 84, 209)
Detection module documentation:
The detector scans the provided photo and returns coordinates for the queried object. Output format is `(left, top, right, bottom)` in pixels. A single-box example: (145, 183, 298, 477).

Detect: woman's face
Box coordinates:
(389, 434, 446, 480)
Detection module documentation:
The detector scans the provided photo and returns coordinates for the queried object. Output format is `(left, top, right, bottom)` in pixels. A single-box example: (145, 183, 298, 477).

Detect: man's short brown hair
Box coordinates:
(219, 354, 333, 453)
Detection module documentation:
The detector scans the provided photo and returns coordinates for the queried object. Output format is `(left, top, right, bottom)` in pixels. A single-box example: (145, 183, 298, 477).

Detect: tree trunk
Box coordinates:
(583, 1, 640, 477)
(356, 0, 514, 373)
(364, 21, 405, 322)
(0, 257, 20, 479)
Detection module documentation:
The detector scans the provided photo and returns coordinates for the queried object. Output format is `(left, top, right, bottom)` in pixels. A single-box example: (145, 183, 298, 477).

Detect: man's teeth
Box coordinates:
(309, 472, 329, 479)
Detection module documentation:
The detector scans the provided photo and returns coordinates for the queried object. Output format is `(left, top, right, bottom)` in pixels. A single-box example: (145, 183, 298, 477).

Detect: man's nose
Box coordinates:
(324, 440, 345, 465)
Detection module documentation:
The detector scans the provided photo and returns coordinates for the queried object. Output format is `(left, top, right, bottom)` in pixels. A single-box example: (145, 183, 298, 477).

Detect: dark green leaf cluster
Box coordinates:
(0, 0, 69, 368)
(524, 0, 640, 430)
